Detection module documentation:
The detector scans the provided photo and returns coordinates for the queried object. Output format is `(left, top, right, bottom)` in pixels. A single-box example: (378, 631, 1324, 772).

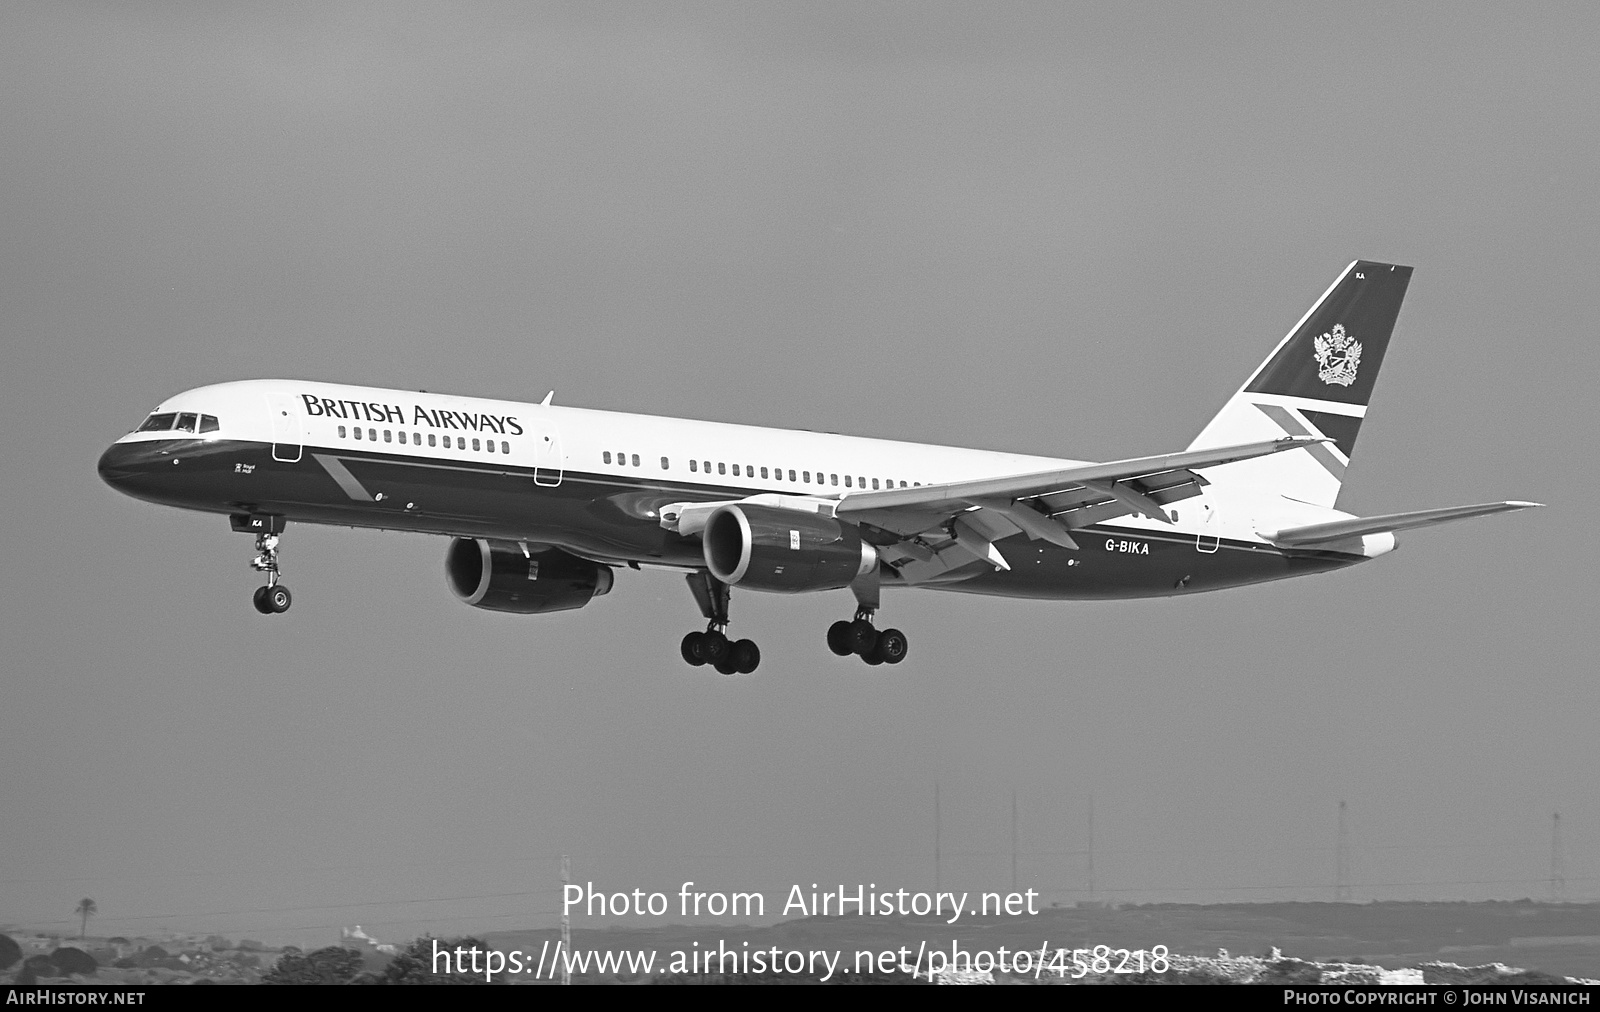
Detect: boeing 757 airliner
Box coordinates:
(98, 261, 1541, 673)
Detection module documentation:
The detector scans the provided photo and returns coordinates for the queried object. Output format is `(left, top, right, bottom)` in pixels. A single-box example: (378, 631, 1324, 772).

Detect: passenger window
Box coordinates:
(858, 476, 865, 488)
(428, 434, 436, 447)
(398, 431, 406, 444)
(199, 415, 219, 433)
(703, 461, 711, 473)
(831, 474, 838, 486)
(604, 451, 612, 464)
(384, 430, 392, 442)
(618, 450, 625, 464)
(174, 413, 197, 433)
(872, 478, 879, 489)
(631, 454, 639, 467)
(760, 467, 768, 479)
(690, 460, 698, 472)
(788, 469, 796, 481)
(803, 471, 810, 482)
(136, 413, 177, 432)
(844, 475, 852, 487)
(456, 437, 465, 449)
(732, 464, 740, 476)
(660, 456, 669, 469)
(485, 439, 494, 453)
(369, 428, 377, 441)
(472, 438, 480, 451)
(502, 442, 509, 454)
(353, 427, 363, 440)
(718, 463, 726, 475)
(338, 425, 347, 438)
(415, 433, 421, 444)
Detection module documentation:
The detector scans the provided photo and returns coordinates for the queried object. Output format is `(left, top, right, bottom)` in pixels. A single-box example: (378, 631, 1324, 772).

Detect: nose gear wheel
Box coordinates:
(247, 532, 292, 614)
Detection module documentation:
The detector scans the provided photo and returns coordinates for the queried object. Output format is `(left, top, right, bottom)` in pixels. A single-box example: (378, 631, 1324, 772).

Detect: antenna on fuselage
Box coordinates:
(540, 391, 554, 406)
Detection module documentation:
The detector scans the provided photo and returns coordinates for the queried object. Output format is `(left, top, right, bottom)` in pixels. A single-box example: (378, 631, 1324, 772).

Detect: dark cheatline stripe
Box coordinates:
(312, 453, 373, 501)
(1301, 409, 1363, 460)
(1253, 403, 1346, 479)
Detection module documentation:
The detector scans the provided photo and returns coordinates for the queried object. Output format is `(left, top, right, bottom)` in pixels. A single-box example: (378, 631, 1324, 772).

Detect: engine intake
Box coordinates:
(446, 539, 613, 614)
(703, 504, 876, 592)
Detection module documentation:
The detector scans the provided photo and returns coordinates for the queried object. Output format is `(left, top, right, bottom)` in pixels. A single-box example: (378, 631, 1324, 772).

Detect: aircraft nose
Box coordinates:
(97, 441, 164, 494)
(97, 443, 137, 487)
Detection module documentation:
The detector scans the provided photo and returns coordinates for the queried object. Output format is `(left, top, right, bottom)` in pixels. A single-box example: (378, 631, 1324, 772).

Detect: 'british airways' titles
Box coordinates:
(299, 393, 524, 435)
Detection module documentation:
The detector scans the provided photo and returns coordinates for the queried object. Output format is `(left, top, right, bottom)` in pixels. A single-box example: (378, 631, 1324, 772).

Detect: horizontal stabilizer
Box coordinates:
(1261, 501, 1543, 548)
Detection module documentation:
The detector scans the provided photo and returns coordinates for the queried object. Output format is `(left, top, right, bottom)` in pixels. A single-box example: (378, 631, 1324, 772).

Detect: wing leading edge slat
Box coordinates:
(836, 436, 1325, 517)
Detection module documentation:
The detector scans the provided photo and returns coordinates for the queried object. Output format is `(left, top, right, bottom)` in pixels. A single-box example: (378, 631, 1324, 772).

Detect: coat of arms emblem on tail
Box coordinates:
(1313, 324, 1362, 386)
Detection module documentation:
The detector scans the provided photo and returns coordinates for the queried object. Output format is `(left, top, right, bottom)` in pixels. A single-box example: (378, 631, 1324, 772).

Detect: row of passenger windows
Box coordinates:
(694, 461, 915, 490)
(338, 425, 509, 455)
(137, 412, 220, 434)
(602, 449, 916, 490)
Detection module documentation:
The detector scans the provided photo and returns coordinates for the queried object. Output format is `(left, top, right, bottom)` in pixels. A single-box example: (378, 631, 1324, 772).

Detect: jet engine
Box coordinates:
(703, 504, 876, 593)
(445, 539, 613, 614)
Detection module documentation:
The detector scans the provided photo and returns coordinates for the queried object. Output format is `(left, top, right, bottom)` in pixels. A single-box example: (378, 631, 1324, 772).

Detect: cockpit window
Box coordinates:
(136, 413, 177, 432)
(174, 413, 198, 433)
(199, 414, 219, 433)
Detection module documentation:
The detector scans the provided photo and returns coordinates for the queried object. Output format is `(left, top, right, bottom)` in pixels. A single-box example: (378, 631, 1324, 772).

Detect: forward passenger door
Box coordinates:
(266, 393, 303, 463)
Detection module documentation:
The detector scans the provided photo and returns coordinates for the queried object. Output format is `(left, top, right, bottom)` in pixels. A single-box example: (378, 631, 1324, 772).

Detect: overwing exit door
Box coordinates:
(533, 424, 563, 486)
(1195, 503, 1219, 553)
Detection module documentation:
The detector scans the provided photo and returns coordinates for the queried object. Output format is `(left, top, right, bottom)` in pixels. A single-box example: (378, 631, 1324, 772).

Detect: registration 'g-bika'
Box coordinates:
(99, 261, 1541, 674)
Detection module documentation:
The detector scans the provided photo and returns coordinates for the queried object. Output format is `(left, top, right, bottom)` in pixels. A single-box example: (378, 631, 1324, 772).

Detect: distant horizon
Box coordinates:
(10, 894, 1599, 950)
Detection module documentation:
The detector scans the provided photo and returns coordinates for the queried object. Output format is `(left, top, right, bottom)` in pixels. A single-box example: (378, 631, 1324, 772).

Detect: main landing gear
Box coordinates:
(827, 607, 908, 666)
(249, 532, 292, 615)
(680, 572, 760, 675)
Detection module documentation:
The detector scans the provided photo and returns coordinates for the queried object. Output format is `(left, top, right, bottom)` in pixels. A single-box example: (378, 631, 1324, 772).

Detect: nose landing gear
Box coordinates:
(248, 532, 292, 614)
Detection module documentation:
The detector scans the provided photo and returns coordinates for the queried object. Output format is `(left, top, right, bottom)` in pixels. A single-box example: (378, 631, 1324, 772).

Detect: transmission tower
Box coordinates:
(560, 854, 572, 985)
(1551, 813, 1566, 902)
(1086, 795, 1096, 901)
(1335, 801, 1351, 902)
(1011, 789, 1019, 893)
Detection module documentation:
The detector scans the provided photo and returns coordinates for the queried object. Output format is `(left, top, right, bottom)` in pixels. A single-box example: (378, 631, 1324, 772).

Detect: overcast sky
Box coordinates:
(2, 2, 1597, 947)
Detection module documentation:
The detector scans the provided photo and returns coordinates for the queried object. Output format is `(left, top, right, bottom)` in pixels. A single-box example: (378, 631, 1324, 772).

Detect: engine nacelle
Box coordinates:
(703, 504, 876, 593)
(445, 539, 613, 614)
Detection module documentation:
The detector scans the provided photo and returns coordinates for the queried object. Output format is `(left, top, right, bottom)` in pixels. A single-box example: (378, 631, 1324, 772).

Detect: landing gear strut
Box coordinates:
(827, 569, 907, 665)
(680, 572, 759, 674)
(827, 607, 908, 665)
(249, 533, 292, 614)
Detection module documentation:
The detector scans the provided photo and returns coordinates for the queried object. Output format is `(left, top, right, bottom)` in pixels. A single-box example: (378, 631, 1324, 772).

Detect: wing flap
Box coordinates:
(1262, 501, 1543, 547)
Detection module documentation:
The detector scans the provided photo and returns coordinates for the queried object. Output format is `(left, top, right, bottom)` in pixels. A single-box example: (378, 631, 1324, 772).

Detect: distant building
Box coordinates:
(340, 925, 397, 955)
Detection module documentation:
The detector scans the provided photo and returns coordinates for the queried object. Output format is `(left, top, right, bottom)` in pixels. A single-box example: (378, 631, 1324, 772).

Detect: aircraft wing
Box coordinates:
(1260, 500, 1544, 549)
(835, 436, 1326, 580)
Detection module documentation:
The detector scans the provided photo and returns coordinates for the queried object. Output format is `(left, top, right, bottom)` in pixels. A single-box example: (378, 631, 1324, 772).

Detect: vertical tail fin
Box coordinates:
(1187, 260, 1413, 508)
